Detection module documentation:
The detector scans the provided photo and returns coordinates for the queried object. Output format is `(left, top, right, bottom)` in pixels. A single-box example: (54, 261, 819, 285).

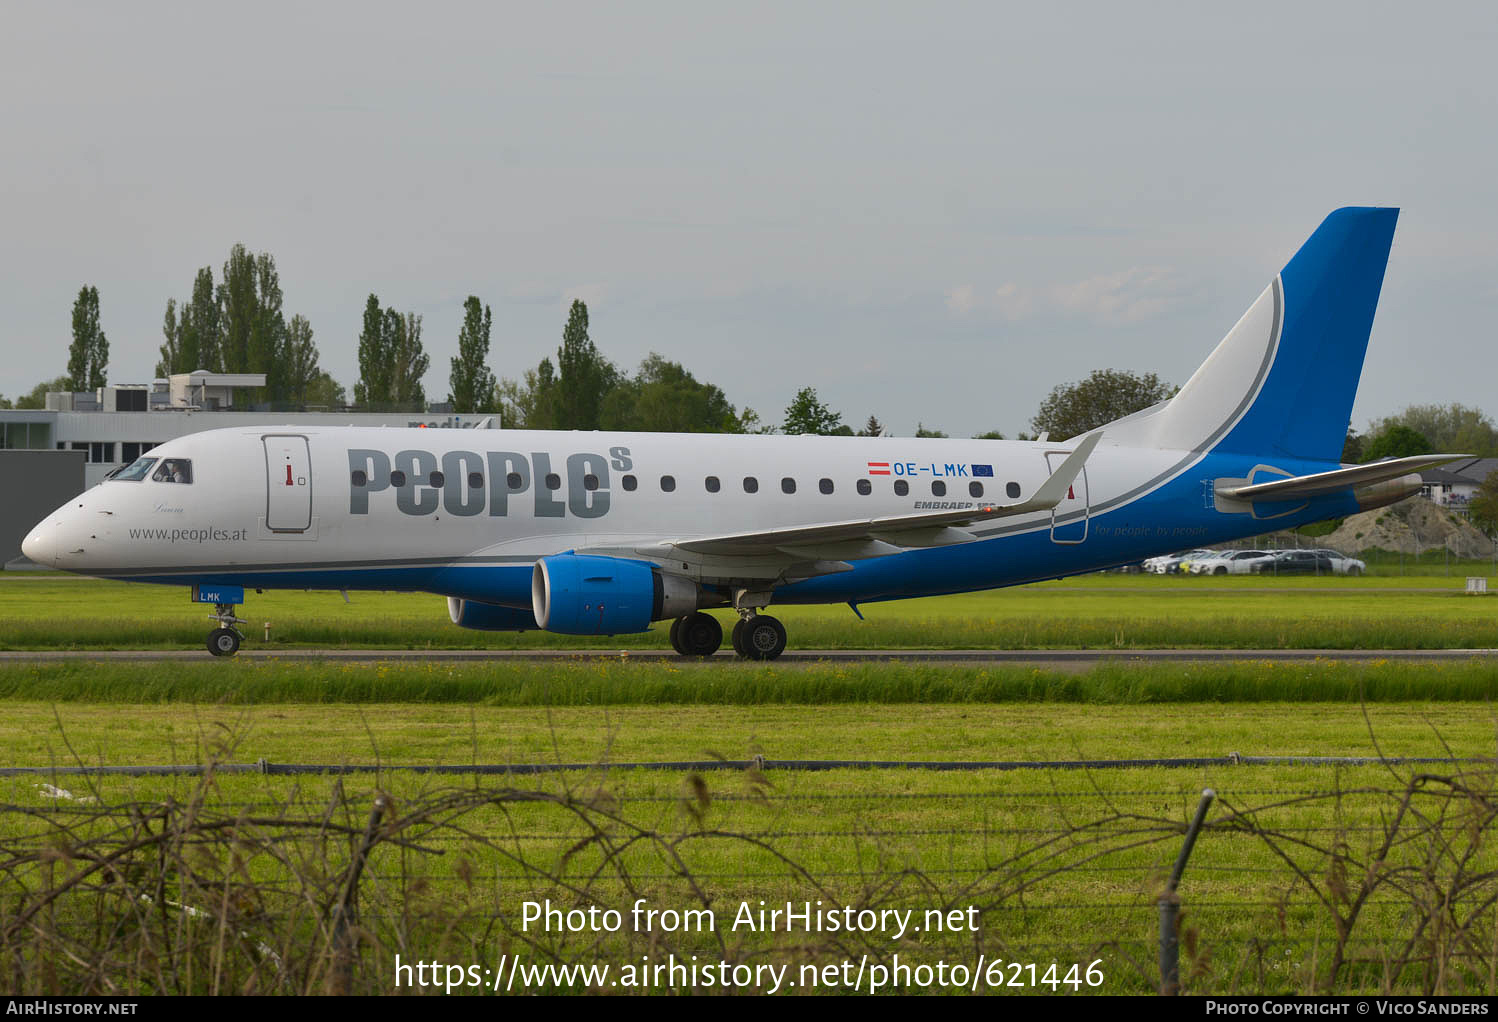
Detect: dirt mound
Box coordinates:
(1321, 497, 1495, 557)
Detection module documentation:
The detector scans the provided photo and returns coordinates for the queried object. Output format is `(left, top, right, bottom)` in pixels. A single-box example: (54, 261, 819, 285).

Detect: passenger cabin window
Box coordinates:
(856, 479, 871, 495)
(818, 478, 833, 495)
(153, 459, 193, 484)
(506, 472, 523, 490)
(705, 476, 720, 493)
(351, 469, 368, 487)
(544, 473, 561, 490)
(622, 474, 638, 491)
(660, 475, 676, 493)
(468, 472, 484, 489)
(390, 470, 408, 487)
(781, 477, 796, 494)
(115, 457, 157, 482)
(583, 473, 600, 491)
(932, 480, 946, 497)
(894, 479, 909, 496)
(969, 481, 984, 498)
(743, 477, 758, 493)
(1006, 481, 1021, 499)
(430, 470, 445, 488)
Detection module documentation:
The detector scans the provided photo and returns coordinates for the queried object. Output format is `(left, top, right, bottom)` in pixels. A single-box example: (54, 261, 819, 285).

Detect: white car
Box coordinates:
(1189, 550, 1276, 575)
(1145, 549, 1219, 574)
(1308, 549, 1367, 576)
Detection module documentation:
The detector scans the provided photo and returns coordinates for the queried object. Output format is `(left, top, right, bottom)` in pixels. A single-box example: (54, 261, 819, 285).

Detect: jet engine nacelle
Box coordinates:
(447, 597, 539, 631)
(531, 553, 699, 635)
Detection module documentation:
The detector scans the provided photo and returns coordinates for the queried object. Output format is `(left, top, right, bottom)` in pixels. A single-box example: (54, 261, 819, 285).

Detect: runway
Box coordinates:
(3, 648, 1496, 671)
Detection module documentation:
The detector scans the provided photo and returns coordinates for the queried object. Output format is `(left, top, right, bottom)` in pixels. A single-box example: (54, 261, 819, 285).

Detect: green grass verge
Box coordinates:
(3, 574, 1498, 650)
(3, 658, 1498, 707)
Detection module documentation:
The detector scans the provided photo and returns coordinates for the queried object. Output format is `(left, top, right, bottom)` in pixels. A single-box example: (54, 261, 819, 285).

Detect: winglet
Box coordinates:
(1027, 432, 1102, 511)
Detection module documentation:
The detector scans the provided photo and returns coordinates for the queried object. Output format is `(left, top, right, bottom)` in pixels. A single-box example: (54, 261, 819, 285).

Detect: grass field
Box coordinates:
(5, 695, 1496, 995)
(4, 571, 1498, 995)
(3, 572, 1497, 650)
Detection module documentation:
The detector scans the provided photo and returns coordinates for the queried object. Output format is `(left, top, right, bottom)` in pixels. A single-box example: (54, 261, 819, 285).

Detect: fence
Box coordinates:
(4, 752, 1498, 996)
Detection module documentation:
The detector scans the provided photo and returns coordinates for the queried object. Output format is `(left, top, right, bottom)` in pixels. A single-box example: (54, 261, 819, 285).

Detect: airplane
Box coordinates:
(22, 207, 1461, 660)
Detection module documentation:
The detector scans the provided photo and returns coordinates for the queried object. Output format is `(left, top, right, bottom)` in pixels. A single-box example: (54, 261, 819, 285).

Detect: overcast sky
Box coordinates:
(3, 2, 1495, 437)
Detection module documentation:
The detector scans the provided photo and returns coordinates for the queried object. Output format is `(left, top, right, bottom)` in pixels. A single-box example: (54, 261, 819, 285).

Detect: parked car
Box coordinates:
(1189, 550, 1276, 575)
(1307, 549, 1367, 576)
(1253, 550, 1336, 575)
(1144, 549, 1218, 574)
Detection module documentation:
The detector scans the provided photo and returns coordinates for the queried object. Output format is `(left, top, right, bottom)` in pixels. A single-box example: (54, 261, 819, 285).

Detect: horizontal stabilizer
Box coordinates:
(670, 433, 1101, 558)
(1215, 455, 1466, 502)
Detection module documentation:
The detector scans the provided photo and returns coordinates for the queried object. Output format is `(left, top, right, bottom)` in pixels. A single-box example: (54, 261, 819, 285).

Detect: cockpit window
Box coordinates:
(114, 457, 157, 481)
(152, 459, 193, 484)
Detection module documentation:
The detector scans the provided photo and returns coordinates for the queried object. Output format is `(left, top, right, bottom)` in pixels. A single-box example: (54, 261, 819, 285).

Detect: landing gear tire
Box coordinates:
(207, 628, 241, 657)
(737, 615, 787, 661)
(674, 612, 722, 657)
(730, 619, 749, 658)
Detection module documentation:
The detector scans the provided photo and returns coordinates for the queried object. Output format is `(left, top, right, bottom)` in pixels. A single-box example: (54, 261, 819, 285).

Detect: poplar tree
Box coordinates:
(555, 300, 615, 429)
(388, 309, 429, 409)
(354, 294, 391, 407)
(283, 314, 320, 404)
(448, 296, 496, 413)
(67, 286, 108, 391)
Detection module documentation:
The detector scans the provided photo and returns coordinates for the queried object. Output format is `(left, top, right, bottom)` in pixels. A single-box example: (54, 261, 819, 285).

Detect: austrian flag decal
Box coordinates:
(867, 462, 891, 475)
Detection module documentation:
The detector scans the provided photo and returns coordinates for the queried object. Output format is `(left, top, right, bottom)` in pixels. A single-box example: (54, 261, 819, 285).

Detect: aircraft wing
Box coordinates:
(1215, 454, 1465, 502)
(665, 433, 1101, 558)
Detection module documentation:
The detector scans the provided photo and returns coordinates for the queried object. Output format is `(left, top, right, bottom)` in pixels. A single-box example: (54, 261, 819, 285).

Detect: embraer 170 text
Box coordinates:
(24, 208, 1459, 659)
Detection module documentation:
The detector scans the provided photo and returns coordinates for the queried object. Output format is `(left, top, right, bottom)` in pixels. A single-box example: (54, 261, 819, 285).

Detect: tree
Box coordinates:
(249, 252, 287, 400)
(554, 300, 616, 429)
(15, 376, 71, 409)
(1368, 403, 1498, 457)
(1030, 368, 1174, 440)
(211, 245, 292, 401)
(388, 309, 429, 409)
(1341, 429, 1364, 464)
(914, 423, 948, 438)
(973, 430, 1006, 440)
(283, 315, 321, 405)
(782, 387, 846, 435)
(184, 266, 221, 372)
(354, 294, 391, 407)
(1361, 424, 1433, 462)
(67, 286, 108, 391)
(600, 353, 755, 432)
(0, 395, 11, 409)
(218, 244, 258, 374)
(857, 415, 885, 437)
(1470, 471, 1498, 536)
(304, 370, 346, 408)
(449, 296, 496, 413)
(158, 267, 221, 376)
(156, 299, 180, 378)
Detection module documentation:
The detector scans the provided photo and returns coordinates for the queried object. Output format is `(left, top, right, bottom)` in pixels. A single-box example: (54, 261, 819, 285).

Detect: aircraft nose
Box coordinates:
(21, 520, 57, 567)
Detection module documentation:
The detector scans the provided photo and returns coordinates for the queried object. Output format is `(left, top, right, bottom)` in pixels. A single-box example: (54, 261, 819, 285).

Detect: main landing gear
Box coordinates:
(731, 613, 787, 660)
(206, 602, 245, 657)
(668, 589, 788, 661)
(669, 612, 721, 657)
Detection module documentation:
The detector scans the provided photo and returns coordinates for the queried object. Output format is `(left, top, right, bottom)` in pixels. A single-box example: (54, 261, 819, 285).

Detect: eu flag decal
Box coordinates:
(971, 464, 994, 477)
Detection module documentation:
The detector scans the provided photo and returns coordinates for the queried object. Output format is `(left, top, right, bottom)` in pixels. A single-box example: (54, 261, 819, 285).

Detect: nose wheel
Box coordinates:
(207, 627, 241, 657)
(206, 602, 245, 657)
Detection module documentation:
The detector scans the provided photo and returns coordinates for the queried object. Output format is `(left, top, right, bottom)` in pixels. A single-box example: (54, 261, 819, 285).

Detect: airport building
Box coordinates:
(0, 370, 494, 566)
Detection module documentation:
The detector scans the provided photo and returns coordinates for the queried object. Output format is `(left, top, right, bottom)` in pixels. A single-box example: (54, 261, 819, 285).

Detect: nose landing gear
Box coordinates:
(206, 602, 245, 657)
